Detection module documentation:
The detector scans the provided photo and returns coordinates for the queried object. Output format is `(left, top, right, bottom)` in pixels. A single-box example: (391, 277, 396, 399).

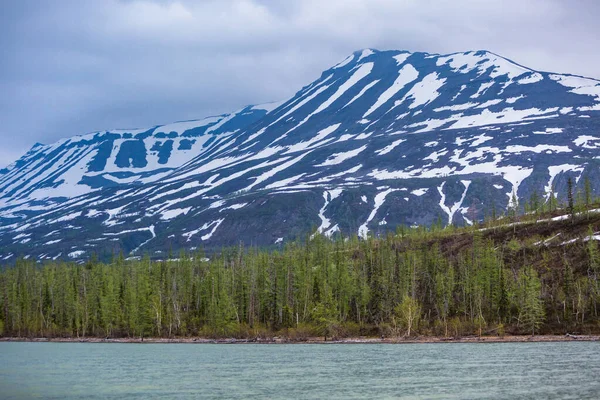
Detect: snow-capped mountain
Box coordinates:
(2, 49, 600, 262)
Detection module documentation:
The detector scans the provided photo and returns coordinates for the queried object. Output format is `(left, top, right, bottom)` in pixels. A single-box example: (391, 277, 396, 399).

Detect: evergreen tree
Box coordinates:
(548, 186, 558, 213)
(529, 190, 540, 215)
(520, 267, 545, 335)
(497, 265, 509, 323)
(567, 177, 575, 219)
(584, 176, 592, 208)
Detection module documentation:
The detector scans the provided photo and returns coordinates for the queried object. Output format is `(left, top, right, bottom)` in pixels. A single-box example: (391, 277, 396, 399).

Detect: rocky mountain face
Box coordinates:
(1, 49, 600, 262)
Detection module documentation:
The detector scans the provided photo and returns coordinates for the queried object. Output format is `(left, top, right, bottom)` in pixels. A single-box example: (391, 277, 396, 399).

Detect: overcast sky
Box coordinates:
(1, 0, 599, 167)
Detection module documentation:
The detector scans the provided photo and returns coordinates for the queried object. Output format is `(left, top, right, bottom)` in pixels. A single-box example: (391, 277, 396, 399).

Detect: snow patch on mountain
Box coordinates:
(318, 145, 367, 166)
(438, 181, 471, 224)
(359, 188, 398, 239)
(402, 72, 446, 109)
(545, 165, 584, 200)
(363, 64, 419, 118)
(316, 189, 343, 236)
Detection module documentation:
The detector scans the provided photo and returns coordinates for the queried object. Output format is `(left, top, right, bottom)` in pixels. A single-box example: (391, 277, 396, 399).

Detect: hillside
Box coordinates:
(1, 204, 599, 339)
(1, 49, 600, 261)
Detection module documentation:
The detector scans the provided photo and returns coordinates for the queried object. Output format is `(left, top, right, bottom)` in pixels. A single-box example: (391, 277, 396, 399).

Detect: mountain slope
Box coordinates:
(1, 49, 600, 262)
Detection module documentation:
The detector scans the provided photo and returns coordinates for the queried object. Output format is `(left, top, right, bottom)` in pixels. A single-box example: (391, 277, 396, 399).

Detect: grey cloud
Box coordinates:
(1, 0, 599, 166)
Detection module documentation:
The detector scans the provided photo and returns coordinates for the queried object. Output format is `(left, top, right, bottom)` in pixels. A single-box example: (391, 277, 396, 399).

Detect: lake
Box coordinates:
(0, 342, 599, 399)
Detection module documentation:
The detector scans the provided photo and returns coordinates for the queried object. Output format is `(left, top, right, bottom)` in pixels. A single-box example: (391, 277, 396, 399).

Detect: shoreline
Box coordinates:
(2, 334, 599, 344)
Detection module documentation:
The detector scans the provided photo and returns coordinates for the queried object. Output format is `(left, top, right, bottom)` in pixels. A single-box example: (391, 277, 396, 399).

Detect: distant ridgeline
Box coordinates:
(1, 49, 600, 261)
(1, 204, 599, 339)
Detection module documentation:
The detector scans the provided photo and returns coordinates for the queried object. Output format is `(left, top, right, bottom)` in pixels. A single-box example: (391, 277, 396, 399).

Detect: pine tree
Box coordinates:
(435, 267, 454, 337)
(584, 176, 592, 207)
(587, 226, 600, 318)
(529, 190, 540, 215)
(584, 176, 593, 221)
(548, 185, 558, 213)
(520, 267, 545, 335)
(567, 177, 575, 219)
(497, 265, 509, 323)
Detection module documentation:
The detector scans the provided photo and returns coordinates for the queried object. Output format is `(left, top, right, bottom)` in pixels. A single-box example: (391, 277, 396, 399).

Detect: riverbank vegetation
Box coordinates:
(1, 201, 600, 340)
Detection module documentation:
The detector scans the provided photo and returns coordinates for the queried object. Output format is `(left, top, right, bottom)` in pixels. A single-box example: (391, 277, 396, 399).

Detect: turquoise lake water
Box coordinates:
(0, 342, 599, 399)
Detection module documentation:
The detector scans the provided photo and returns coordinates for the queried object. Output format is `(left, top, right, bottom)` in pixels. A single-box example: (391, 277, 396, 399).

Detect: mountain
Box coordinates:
(1, 49, 600, 262)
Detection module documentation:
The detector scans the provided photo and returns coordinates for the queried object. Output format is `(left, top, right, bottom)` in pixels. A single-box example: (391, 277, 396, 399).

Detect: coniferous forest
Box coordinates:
(1, 201, 600, 340)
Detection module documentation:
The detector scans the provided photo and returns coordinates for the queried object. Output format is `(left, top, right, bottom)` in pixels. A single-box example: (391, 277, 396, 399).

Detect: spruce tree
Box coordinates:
(567, 177, 575, 219)
(584, 176, 592, 207)
(520, 267, 545, 335)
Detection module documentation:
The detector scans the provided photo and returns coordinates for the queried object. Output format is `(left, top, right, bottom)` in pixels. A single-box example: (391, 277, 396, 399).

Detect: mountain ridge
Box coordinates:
(1, 48, 600, 262)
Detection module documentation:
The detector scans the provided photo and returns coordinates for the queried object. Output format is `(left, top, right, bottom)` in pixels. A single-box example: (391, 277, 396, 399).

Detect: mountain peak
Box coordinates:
(332, 48, 524, 73)
(1, 49, 600, 261)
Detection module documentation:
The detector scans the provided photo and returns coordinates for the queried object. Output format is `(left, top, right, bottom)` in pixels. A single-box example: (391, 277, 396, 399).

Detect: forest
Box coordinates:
(1, 186, 600, 340)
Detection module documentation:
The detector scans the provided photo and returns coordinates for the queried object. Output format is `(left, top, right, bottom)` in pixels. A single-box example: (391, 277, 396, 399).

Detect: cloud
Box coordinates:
(1, 0, 599, 167)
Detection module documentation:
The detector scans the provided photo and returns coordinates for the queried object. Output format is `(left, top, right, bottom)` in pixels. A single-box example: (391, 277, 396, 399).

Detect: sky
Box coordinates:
(1, 0, 599, 167)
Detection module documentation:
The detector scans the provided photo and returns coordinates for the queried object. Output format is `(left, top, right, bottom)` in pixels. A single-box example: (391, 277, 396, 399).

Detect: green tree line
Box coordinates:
(1, 221, 599, 339)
